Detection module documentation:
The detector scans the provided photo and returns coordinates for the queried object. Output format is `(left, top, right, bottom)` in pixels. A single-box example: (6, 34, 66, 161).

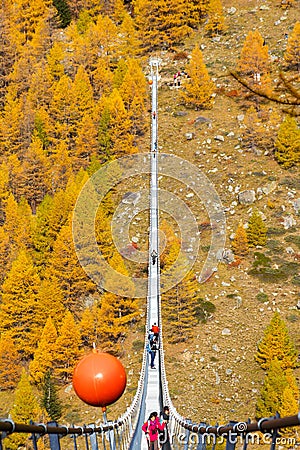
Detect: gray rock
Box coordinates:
(215, 135, 225, 142)
(65, 384, 73, 393)
(185, 132, 194, 140)
(238, 190, 256, 205)
(174, 111, 188, 117)
(293, 198, 300, 213)
(261, 181, 277, 195)
(286, 247, 294, 254)
(215, 371, 221, 385)
(282, 215, 296, 229)
(216, 248, 235, 263)
(222, 328, 231, 336)
(122, 191, 141, 205)
(227, 7, 236, 14)
(194, 116, 211, 125)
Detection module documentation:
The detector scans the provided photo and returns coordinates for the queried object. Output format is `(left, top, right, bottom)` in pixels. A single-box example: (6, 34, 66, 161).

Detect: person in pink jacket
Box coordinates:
(142, 411, 166, 450)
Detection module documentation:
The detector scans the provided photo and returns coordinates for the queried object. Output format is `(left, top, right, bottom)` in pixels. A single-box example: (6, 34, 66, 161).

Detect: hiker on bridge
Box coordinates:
(142, 411, 165, 450)
(151, 322, 160, 339)
(147, 335, 158, 369)
(151, 249, 158, 265)
(159, 406, 170, 448)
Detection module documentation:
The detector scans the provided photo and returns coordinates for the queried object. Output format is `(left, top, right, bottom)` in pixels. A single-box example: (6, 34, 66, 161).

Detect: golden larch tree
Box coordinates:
(236, 30, 270, 86)
(15, 135, 52, 213)
(255, 312, 298, 371)
(133, 0, 191, 51)
(232, 222, 249, 256)
(0, 92, 24, 156)
(71, 65, 95, 125)
(205, 0, 226, 36)
(0, 331, 22, 390)
(36, 278, 66, 327)
(6, 369, 45, 450)
(6, 372, 41, 446)
(54, 310, 83, 382)
(118, 13, 141, 58)
(29, 317, 58, 384)
(180, 44, 215, 109)
(284, 21, 300, 70)
(50, 74, 74, 144)
(275, 115, 300, 168)
(47, 220, 96, 317)
(91, 57, 114, 99)
(0, 249, 41, 358)
(256, 359, 292, 419)
(46, 41, 66, 81)
(246, 209, 267, 247)
(80, 303, 99, 348)
(118, 58, 148, 137)
(74, 113, 99, 170)
(3, 194, 32, 264)
(50, 140, 74, 192)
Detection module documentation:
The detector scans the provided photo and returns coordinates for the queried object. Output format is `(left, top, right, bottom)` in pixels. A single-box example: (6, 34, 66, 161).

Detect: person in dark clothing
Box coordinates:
(149, 336, 158, 369)
(151, 249, 158, 265)
(159, 406, 170, 447)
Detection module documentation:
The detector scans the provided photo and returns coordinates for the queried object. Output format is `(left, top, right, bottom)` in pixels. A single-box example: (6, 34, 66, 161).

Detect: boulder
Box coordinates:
(238, 190, 256, 205)
(282, 215, 296, 229)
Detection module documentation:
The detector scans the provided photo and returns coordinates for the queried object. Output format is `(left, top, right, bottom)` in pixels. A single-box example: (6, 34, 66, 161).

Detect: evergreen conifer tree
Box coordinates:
(41, 370, 62, 421)
(52, 0, 72, 28)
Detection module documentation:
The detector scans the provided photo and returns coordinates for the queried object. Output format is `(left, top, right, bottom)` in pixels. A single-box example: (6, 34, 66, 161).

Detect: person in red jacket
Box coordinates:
(151, 323, 160, 339)
(142, 412, 165, 450)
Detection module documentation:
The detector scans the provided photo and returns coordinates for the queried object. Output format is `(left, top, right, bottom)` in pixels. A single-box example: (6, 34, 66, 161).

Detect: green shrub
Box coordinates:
(286, 314, 299, 323)
(267, 227, 286, 236)
(252, 252, 272, 268)
(292, 275, 300, 286)
(285, 234, 300, 249)
(256, 292, 269, 303)
(195, 299, 216, 323)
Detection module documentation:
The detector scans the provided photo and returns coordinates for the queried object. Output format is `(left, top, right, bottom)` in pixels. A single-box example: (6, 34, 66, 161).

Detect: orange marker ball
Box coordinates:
(73, 351, 127, 407)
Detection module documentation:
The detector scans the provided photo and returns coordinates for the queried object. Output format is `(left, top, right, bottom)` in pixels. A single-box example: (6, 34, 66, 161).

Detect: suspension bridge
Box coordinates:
(0, 59, 299, 450)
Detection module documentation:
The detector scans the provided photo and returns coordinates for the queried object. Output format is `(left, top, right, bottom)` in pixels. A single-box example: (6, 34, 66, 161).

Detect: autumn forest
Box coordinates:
(0, 0, 300, 445)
